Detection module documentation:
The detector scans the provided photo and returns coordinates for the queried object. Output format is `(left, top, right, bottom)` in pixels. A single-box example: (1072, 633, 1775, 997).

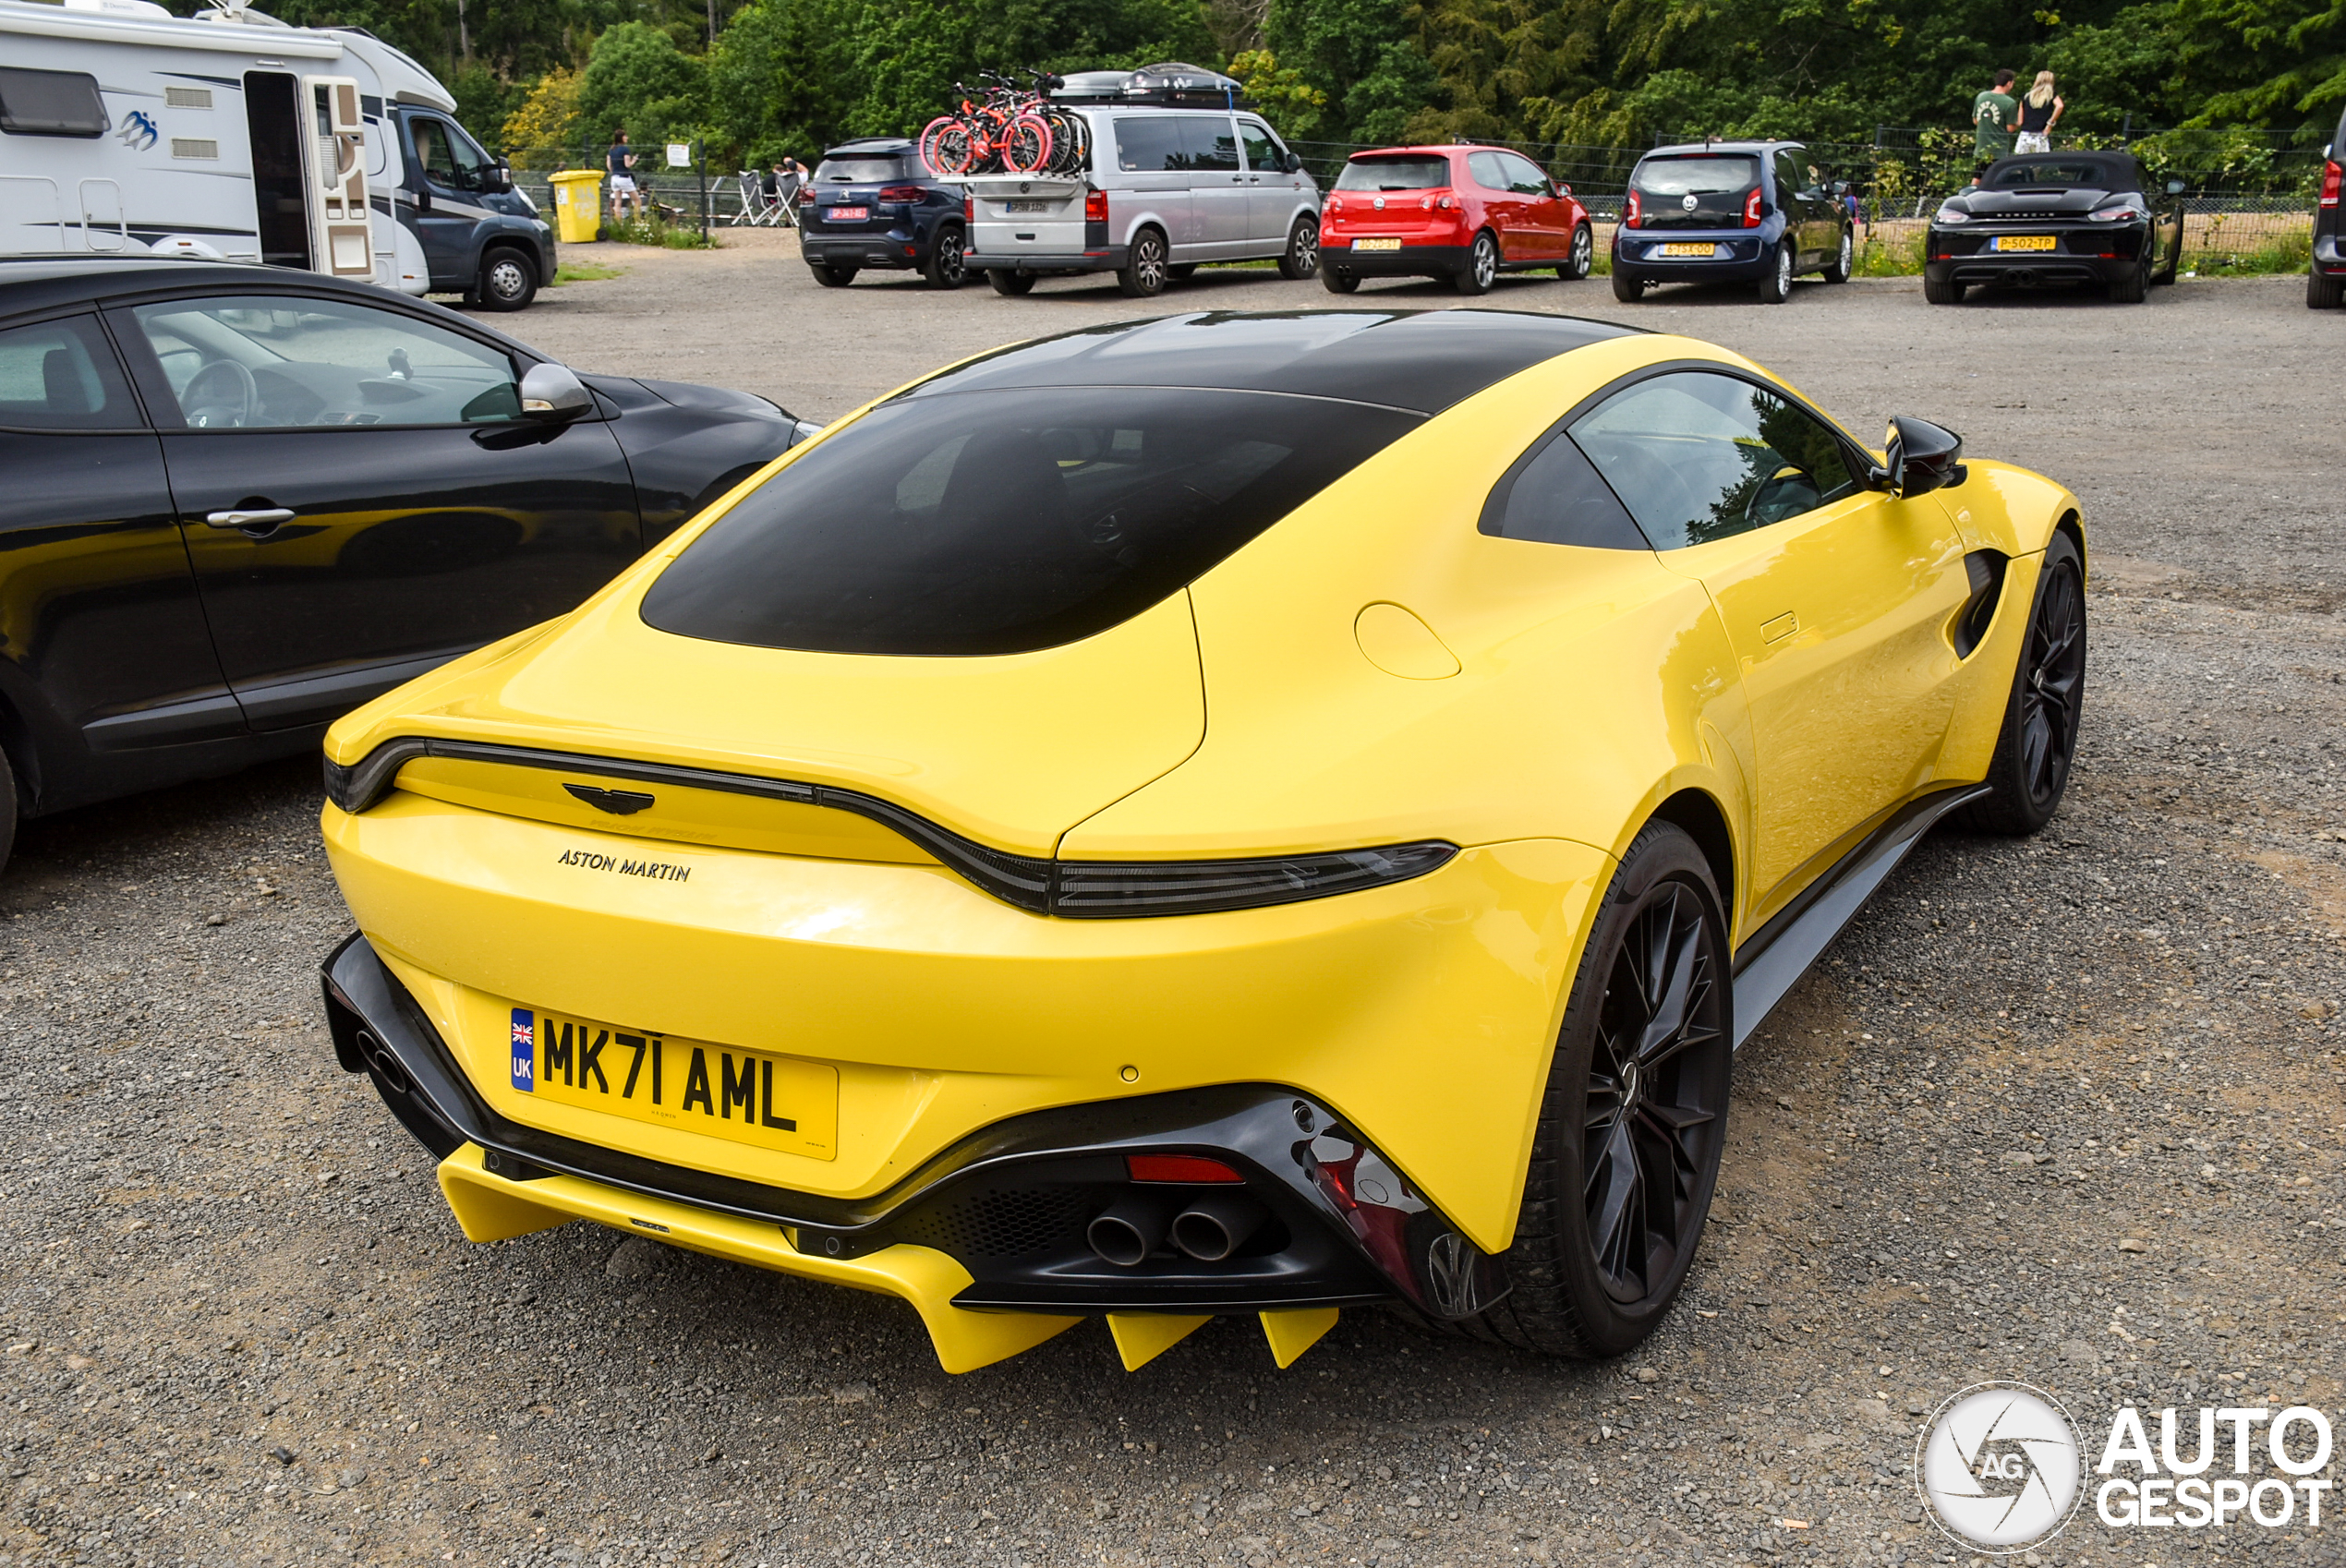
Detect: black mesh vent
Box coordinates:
(901, 1186, 1094, 1259)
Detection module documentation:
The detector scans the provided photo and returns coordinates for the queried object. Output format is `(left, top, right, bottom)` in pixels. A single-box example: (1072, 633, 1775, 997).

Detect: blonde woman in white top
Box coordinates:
(2015, 72, 2063, 153)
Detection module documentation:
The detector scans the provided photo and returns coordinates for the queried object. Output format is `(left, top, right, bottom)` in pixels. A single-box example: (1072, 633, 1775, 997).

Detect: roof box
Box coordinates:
(1052, 62, 1251, 109)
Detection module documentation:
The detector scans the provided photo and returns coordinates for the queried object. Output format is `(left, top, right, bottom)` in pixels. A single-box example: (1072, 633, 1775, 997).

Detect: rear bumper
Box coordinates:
(322, 931, 1510, 1366)
(1924, 251, 2134, 287)
(2313, 229, 2346, 272)
(1611, 234, 1774, 283)
(800, 235, 920, 271)
(1322, 241, 1463, 277)
(965, 248, 1128, 273)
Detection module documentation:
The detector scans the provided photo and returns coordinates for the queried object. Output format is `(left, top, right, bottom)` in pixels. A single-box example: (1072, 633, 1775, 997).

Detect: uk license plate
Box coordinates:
(1353, 237, 1402, 251)
(1996, 235, 2057, 251)
(1002, 200, 1051, 213)
(1660, 242, 1717, 258)
(509, 1007, 838, 1160)
(827, 206, 868, 222)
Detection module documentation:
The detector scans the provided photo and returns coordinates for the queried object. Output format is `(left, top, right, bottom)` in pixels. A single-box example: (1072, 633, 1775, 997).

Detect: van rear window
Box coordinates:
(1336, 157, 1450, 191)
(640, 387, 1421, 657)
(0, 67, 110, 138)
(1632, 156, 1760, 195)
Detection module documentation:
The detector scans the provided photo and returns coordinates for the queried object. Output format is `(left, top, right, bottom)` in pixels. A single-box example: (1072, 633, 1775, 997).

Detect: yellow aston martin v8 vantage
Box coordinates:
(317, 310, 2085, 1375)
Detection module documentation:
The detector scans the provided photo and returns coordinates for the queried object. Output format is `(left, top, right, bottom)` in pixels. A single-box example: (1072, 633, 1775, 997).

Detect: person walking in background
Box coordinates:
(1971, 69, 2019, 182)
(607, 129, 643, 227)
(2015, 72, 2064, 153)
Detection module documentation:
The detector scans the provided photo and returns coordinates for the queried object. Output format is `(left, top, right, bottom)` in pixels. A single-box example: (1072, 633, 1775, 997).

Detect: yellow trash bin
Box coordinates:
(548, 169, 604, 244)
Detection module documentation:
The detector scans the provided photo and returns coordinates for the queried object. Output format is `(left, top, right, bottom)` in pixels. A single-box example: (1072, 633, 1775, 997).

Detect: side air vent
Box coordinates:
(1954, 549, 2009, 658)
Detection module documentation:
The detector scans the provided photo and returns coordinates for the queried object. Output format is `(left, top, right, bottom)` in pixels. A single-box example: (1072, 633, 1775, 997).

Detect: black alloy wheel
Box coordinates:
(1562, 223, 1594, 280)
(923, 226, 967, 289)
(1278, 215, 1321, 280)
(1321, 268, 1360, 294)
(1118, 227, 1170, 298)
(1757, 241, 1794, 303)
(2109, 250, 2150, 304)
(1453, 230, 1499, 296)
(1959, 531, 2087, 836)
(811, 263, 857, 288)
(477, 248, 537, 312)
(1446, 821, 1731, 1357)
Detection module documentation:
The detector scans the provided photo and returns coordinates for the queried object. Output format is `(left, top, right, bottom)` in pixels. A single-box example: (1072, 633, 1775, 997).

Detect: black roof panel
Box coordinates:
(903, 309, 1639, 416)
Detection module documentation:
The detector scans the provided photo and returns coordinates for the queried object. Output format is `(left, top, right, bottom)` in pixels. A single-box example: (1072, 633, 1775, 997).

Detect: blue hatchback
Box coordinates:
(798, 138, 969, 290)
(1610, 140, 1854, 305)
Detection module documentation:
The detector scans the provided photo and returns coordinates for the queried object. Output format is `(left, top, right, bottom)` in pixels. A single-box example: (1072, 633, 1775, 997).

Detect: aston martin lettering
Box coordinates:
(554, 848, 691, 882)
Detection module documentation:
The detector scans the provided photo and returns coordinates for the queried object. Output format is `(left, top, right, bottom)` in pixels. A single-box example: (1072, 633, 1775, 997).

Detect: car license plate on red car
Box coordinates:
(828, 206, 868, 222)
(509, 1007, 838, 1161)
(1660, 242, 1717, 258)
(1353, 237, 1402, 251)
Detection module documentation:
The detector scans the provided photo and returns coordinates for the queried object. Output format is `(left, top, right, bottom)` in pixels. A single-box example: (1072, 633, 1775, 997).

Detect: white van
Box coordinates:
(0, 0, 556, 308)
(962, 65, 1322, 298)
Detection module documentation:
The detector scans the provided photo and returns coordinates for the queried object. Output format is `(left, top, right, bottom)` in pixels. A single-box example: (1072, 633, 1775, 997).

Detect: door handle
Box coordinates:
(205, 507, 296, 534)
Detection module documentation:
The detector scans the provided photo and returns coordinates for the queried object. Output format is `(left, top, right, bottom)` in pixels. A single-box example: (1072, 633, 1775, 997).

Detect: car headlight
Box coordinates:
(2088, 204, 2144, 222)
(1932, 206, 1970, 225)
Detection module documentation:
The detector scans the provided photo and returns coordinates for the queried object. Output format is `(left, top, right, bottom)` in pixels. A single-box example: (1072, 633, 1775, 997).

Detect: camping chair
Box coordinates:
(727, 171, 768, 226)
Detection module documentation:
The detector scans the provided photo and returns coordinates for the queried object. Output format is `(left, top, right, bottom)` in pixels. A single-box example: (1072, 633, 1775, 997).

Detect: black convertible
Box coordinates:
(1924, 151, 2185, 305)
(0, 257, 813, 874)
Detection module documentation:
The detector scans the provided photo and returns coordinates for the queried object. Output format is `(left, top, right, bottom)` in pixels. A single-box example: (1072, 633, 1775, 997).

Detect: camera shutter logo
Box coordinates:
(1916, 1382, 2085, 1552)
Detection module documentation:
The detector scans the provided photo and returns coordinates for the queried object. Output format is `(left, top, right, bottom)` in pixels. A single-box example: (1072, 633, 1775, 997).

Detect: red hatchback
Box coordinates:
(1321, 145, 1594, 295)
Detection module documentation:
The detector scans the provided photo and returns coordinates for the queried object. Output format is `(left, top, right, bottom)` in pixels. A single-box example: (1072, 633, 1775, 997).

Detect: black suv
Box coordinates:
(2312, 109, 2346, 308)
(798, 139, 969, 289)
(1611, 140, 1854, 304)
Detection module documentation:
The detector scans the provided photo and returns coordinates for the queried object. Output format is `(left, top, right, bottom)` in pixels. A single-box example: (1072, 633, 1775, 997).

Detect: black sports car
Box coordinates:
(0, 257, 815, 874)
(1925, 151, 2185, 305)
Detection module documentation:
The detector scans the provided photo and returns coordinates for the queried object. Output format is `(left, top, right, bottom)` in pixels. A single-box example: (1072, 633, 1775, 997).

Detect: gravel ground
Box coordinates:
(3, 231, 2342, 1568)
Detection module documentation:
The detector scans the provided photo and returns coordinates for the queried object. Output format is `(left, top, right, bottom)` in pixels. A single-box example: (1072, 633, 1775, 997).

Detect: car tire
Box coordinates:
(1321, 268, 1360, 294)
(1957, 530, 2086, 837)
(1561, 223, 1594, 281)
(988, 269, 1036, 296)
(477, 247, 538, 312)
(1444, 819, 1732, 1358)
(1452, 230, 1498, 296)
(810, 264, 858, 288)
(1757, 241, 1793, 304)
(1824, 225, 1853, 283)
(1923, 272, 1965, 305)
(922, 226, 967, 289)
(2108, 253, 2149, 304)
(2309, 268, 2344, 309)
(0, 742, 16, 879)
(2154, 228, 2182, 284)
(1277, 215, 1321, 280)
(1118, 227, 1170, 298)
(1611, 268, 1645, 302)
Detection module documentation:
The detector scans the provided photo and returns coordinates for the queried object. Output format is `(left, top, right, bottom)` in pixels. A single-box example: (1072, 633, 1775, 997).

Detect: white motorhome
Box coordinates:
(0, 0, 555, 308)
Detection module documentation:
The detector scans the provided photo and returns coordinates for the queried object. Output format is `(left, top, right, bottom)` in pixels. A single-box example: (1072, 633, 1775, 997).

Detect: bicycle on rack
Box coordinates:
(918, 71, 1088, 177)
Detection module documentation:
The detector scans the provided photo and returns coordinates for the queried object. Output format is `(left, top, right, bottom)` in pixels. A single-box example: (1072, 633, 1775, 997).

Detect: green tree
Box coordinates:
(706, 0, 859, 164)
(576, 19, 711, 148)
(1264, 0, 1437, 142)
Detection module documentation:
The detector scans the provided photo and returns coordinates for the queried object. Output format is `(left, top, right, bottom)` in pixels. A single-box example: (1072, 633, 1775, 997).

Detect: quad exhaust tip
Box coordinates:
(1086, 1191, 1270, 1266)
(1169, 1192, 1267, 1261)
(1085, 1196, 1167, 1268)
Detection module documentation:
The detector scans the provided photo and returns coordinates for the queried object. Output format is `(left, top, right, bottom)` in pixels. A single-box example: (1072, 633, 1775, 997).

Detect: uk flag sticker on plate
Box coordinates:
(511, 1007, 536, 1092)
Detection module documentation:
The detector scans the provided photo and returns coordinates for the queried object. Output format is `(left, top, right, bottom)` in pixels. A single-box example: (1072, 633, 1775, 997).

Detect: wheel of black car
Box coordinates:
(923, 226, 967, 290)
(1561, 223, 1594, 280)
(1958, 530, 2086, 837)
(2310, 268, 2344, 309)
(1453, 230, 1499, 296)
(1923, 272, 1965, 305)
(1611, 267, 1645, 302)
(478, 247, 537, 312)
(811, 263, 857, 288)
(1278, 214, 1321, 280)
(1118, 227, 1170, 298)
(0, 742, 17, 879)
(1757, 241, 1793, 304)
(989, 268, 1037, 296)
(1824, 225, 1853, 283)
(1451, 820, 1731, 1357)
(2108, 251, 2149, 304)
(1321, 268, 1360, 295)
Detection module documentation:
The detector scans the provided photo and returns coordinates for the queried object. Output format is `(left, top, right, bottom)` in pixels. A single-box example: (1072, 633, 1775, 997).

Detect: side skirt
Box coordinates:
(1728, 784, 1989, 1049)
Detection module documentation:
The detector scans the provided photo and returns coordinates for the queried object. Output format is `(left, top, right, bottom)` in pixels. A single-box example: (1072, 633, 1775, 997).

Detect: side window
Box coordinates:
(1238, 119, 1284, 173)
(0, 314, 140, 430)
(126, 296, 523, 430)
(1500, 152, 1551, 195)
(1480, 428, 1648, 551)
(412, 115, 486, 191)
(0, 67, 110, 138)
(1179, 116, 1240, 173)
(1114, 116, 1184, 174)
(1774, 150, 1808, 198)
(1567, 371, 1860, 549)
(1466, 151, 1508, 190)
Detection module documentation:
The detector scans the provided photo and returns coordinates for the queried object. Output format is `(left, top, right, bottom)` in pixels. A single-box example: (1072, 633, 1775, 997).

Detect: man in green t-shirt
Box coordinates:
(1971, 70, 2019, 180)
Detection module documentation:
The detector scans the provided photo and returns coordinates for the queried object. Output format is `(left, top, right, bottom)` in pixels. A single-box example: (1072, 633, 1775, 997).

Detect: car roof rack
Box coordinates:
(1051, 62, 1254, 110)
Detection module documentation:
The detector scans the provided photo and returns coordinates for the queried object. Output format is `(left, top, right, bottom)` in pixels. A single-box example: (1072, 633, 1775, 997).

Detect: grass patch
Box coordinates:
(1853, 229, 1927, 277)
(604, 216, 717, 249)
(550, 262, 624, 285)
(2187, 228, 2312, 277)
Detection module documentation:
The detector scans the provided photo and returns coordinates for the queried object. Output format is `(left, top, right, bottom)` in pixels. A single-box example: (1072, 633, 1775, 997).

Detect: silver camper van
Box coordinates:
(0, 0, 555, 308)
(962, 65, 1322, 298)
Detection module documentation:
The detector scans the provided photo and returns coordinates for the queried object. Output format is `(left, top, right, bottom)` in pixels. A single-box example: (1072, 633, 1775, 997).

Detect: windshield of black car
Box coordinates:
(1633, 156, 1760, 195)
(640, 387, 1423, 657)
(816, 158, 904, 185)
(1989, 159, 2127, 189)
(1336, 156, 1450, 191)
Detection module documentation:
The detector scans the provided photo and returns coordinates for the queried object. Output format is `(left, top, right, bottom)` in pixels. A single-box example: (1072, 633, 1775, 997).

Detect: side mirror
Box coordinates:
(1285, 150, 1304, 174)
(518, 362, 593, 420)
(2165, 177, 2185, 196)
(487, 159, 514, 194)
(1873, 416, 1966, 498)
